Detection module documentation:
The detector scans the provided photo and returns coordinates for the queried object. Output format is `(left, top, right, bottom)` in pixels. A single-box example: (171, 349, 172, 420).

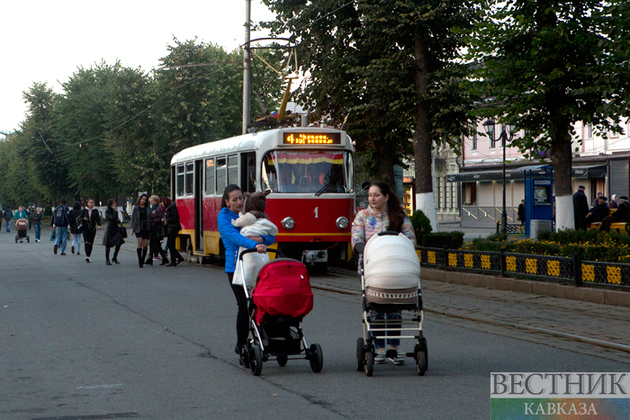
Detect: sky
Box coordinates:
(0, 0, 277, 134)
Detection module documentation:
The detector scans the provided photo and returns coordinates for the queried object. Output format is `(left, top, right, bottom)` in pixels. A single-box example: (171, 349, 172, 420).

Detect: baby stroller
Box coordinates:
(15, 218, 30, 243)
(238, 249, 323, 376)
(355, 231, 428, 376)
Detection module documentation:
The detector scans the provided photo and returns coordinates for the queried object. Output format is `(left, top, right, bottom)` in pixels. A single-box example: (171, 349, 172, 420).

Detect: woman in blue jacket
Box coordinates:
(217, 184, 275, 360)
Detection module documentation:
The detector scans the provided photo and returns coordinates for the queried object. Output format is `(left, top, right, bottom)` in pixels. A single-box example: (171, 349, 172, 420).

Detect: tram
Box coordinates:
(170, 127, 355, 266)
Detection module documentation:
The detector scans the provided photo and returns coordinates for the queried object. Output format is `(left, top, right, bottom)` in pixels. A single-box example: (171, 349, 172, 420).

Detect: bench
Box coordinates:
(588, 209, 629, 233)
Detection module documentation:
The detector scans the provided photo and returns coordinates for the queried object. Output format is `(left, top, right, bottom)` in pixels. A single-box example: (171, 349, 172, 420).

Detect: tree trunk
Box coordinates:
(412, 32, 437, 231)
(551, 126, 574, 231)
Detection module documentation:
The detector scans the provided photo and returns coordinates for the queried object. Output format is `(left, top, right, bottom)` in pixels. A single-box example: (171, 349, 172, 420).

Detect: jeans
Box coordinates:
(54, 227, 68, 253)
(5, 220, 10, 232)
(72, 234, 81, 253)
(34, 224, 41, 240)
(371, 311, 402, 349)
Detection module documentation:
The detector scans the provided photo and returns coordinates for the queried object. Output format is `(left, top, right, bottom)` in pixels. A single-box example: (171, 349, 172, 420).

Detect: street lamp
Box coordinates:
(483, 119, 515, 234)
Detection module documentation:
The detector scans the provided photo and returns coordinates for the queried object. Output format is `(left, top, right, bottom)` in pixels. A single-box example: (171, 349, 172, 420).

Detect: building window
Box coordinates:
(471, 133, 477, 150)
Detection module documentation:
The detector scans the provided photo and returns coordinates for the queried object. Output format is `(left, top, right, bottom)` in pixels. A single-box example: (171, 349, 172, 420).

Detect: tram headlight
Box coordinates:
(282, 217, 295, 230)
(336, 217, 349, 230)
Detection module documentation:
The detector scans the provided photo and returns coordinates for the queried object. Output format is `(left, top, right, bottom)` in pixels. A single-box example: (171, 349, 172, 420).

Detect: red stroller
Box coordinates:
(238, 249, 323, 376)
(15, 218, 30, 243)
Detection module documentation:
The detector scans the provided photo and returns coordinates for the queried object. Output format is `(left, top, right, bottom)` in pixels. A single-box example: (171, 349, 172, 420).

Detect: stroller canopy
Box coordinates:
(252, 259, 314, 324)
(364, 233, 420, 290)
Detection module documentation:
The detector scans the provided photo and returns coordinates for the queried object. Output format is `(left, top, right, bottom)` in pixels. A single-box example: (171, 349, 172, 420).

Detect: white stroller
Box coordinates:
(355, 231, 428, 376)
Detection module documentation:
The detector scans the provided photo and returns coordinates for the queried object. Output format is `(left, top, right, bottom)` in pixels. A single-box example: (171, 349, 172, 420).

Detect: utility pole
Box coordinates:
(242, 0, 252, 134)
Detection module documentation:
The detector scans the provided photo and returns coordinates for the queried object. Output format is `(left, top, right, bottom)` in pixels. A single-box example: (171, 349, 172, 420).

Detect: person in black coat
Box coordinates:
(80, 199, 102, 263)
(585, 196, 610, 227)
(102, 198, 124, 265)
(517, 199, 525, 226)
(600, 196, 630, 232)
(163, 198, 184, 266)
(573, 186, 589, 230)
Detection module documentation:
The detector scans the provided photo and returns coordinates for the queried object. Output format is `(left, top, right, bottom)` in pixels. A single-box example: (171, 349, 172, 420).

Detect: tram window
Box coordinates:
(177, 165, 185, 197)
(185, 163, 194, 196)
(216, 157, 227, 194)
(205, 158, 215, 195)
(228, 154, 238, 186)
(241, 152, 256, 192)
(262, 150, 351, 193)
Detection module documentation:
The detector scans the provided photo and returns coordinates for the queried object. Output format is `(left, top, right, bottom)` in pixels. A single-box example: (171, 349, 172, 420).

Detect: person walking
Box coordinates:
(80, 199, 102, 263)
(146, 195, 169, 266)
(51, 199, 71, 255)
(573, 185, 589, 230)
(163, 198, 184, 267)
(217, 184, 275, 362)
(69, 201, 83, 255)
(102, 199, 124, 265)
(130, 194, 152, 268)
(517, 199, 525, 227)
(33, 207, 43, 242)
(14, 205, 28, 221)
(3, 206, 12, 232)
(351, 181, 416, 366)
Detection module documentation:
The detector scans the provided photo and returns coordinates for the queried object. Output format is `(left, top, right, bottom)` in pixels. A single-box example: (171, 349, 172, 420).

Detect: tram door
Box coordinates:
(194, 159, 204, 253)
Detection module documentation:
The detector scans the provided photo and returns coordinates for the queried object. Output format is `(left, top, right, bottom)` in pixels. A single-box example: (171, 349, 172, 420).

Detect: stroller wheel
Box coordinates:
(416, 350, 427, 376)
(308, 343, 323, 373)
(249, 345, 263, 376)
(365, 350, 374, 377)
(15, 236, 18, 243)
(27, 236, 30, 243)
(356, 337, 365, 372)
(276, 354, 288, 367)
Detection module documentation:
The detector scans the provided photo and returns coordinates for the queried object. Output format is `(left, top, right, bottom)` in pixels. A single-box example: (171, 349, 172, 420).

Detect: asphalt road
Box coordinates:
(1, 227, 629, 419)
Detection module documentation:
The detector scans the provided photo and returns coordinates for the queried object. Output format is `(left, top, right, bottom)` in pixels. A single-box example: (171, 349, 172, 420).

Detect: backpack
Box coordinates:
(53, 206, 69, 226)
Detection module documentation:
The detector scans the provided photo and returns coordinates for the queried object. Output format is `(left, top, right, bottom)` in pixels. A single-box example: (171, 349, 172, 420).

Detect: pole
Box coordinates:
(502, 131, 507, 234)
(242, 0, 251, 134)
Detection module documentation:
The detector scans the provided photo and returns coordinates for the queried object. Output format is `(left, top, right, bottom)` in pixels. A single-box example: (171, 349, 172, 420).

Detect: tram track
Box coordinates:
(310, 282, 630, 356)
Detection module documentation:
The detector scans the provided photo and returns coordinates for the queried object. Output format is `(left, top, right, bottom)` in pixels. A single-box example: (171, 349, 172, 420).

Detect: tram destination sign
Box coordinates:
(283, 132, 341, 145)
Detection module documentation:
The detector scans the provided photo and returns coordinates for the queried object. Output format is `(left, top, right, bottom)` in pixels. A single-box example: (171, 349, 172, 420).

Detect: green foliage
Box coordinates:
(410, 209, 432, 240)
(422, 231, 465, 250)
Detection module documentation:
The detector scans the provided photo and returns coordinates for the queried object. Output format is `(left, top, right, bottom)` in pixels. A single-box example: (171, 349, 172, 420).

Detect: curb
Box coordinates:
(421, 267, 630, 309)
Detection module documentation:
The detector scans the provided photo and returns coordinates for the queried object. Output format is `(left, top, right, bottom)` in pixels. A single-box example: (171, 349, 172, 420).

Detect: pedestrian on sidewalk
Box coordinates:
(4, 206, 13, 232)
(102, 199, 124, 265)
(146, 195, 169, 266)
(69, 201, 83, 255)
(80, 199, 102, 263)
(351, 181, 416, 366)
(51, 199, 70, 255)
(33, 207, 43, 242)
(130, 194, 152, 268)
(163, 198, 184, 267)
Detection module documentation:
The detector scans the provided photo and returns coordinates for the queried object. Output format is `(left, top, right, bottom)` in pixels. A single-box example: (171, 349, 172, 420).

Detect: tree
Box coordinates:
(262, 0, 478, 228)
(469, 0, 630, 230)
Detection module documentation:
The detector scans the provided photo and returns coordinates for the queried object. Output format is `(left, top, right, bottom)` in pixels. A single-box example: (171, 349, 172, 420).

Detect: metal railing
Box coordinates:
(417, 247, 630, 289)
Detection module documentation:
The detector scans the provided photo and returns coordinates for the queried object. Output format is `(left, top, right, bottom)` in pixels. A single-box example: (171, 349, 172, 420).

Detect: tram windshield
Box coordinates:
(262, 150, 353, 194)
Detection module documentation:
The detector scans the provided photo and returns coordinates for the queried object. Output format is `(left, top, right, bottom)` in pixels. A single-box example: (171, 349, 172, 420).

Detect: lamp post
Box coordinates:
(483, 119, 515, 234)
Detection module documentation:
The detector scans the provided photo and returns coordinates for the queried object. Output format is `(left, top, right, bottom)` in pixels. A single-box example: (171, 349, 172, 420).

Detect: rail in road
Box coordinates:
(312, 268, 630, 361)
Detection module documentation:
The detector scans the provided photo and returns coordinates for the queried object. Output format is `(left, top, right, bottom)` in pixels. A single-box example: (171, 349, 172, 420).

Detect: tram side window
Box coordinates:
(185, 163, 194, 196)
(205, 158, 215, 195)
(177, 165, 185, 197)
(216, 157, 227, 194)
(228, 154, 239, 186)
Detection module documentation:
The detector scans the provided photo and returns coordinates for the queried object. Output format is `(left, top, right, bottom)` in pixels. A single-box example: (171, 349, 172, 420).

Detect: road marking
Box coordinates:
(76, 383, 124, 390)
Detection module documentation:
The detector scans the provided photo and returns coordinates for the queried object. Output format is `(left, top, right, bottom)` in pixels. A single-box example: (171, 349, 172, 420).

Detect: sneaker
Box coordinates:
(53, 245, 58, 254)
(35, 239, 40, 243)
(392, 355, 405, 366)
(60, 252, 66, 256)
(375, 351, 386, 364)
(85, 257, 90, 263)
(77, 252, 81, 256)
(71, 246, 75, 254)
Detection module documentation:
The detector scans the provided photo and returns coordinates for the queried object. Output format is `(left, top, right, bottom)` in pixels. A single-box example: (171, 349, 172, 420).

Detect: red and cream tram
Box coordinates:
(170, 127, 355, 265)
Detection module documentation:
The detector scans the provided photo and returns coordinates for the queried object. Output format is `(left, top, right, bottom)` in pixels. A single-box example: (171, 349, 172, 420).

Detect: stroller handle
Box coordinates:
(238, 248, 281, 261)
(353, 231, 400, 255)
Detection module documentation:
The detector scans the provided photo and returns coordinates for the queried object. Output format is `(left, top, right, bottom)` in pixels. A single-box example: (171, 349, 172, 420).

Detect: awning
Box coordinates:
(447, 165, 607, 183)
